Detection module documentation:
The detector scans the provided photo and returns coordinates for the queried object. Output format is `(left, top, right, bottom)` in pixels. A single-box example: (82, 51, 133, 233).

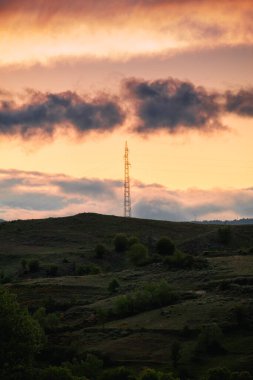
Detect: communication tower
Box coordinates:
(124, 141, 131, 217)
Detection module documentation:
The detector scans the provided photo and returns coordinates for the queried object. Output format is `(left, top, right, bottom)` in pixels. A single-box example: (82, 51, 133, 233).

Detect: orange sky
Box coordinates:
(0, 0, 253, 221)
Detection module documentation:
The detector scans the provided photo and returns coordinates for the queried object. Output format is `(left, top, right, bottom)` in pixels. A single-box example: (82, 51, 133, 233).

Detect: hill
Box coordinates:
(1, 212, 253, 379)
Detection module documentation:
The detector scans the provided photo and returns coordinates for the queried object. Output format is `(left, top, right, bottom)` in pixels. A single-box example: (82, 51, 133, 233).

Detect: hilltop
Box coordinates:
(1, 212, 253, 379)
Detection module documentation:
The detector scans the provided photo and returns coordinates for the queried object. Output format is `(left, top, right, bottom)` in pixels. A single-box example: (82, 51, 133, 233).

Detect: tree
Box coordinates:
(100, 366, 134, 380)
(28, 259, 40, 273)
(156, 237, 175, 256)
(138, 368, 160, 380)
(0, 286, 44, 373)
(196, 323, 224, 354)
(113, 233, 128, 252)
(171, 341, 181, 367)
(95, 243, 107, 258)
(128, 243, 149, 266)
(217, 226, 232, 245)
(128, 236, 139, 246)
(206, 367, 231, 380)
(108, 278, 120, 293)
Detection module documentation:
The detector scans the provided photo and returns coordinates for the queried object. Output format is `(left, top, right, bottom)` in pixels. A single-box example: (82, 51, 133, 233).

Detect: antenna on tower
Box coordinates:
(124, 141, 131, 217)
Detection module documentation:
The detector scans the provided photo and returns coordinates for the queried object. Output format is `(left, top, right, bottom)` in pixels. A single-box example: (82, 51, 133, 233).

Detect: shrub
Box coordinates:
(64, 354, 103, 379)
(33, 307, 60, 331)
(128, 236, 139, 246)
(95, 244, 107, 258)
(217, 226, 232, 245)
(196, 323, 224, 354)
(28, 259, 40, 273)
(76, 264, 101, 275)
(231, 371, 252, 380)
(100, 366, 134, 380)
(139, 368, 160, 380)
(156, 237, 175, 256)
(39, 366, 78, 380)
(206, 367, 231, 380)
(171, 341, 181, 367)
(21, 259, 27, 270)
(164, 252, 207, 270)
(48, 265, 58, 276)
(0, 287, 44, 371)
(128, 243, 149, 266)
(108, 279, 120, 293)
(113, 233, 128, 252)
(112, 280, 178, 318)
(138, 368, 177, 380)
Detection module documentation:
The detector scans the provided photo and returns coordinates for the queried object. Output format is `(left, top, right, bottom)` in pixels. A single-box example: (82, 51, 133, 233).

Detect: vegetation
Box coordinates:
(0, 287, 44, 377)
(0, 213, 252, 379)
(108, 278, 120, 293)
(128, 243, 149, 266)
(217, 226, 232, 245)
(156, 237, 175, 256)
(113, 233, 128, 252)
(109, 280, 178, 318)
(95, 243, 107, 258)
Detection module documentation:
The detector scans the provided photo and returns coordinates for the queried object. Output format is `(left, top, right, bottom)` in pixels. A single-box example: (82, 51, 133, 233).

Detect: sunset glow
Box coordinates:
(0, 0, 253, 221)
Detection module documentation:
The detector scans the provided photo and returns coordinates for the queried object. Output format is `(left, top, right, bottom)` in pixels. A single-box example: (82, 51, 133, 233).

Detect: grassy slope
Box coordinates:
(1, 212, 253, 377)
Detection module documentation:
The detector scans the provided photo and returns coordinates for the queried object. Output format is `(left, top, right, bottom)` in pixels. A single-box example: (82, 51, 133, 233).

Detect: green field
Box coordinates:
(1, 213, 253, 379)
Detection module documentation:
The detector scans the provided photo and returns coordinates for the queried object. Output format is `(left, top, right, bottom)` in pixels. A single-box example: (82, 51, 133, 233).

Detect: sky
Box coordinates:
(0, 0, 253, 221)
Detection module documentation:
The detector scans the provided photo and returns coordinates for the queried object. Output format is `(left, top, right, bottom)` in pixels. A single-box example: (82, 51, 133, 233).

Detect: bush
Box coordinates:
(39, 366, 78, 380)
(164, 252, 207, 270)
(28, 259, 40, 273)
(139, 368, 160, 380)
(33, 307, 60, 331)
(206, 367, 231, 380)
(113, 233, 128, 252)
(48, 265, 58, 276)
(21, 259, 27, 270)
(128, 236, 139, 246)
(171, 341, 181, 368)
(100, 366, 134, 380)
(217, 226, 232, 245)
(0, 287, 44, 371)
(76, 264, 101, 275)
(95, 244, 107, 258)
(196, 323, 224, 354)
(112, 280, 178, 318)
(156, 237, 175, 256)
(128, 243, 149, 266)
(138, 368, 178, 380)
(64, 354, 103, 379)
(231, 371, 252, 380)
(108, 279, 120, 293)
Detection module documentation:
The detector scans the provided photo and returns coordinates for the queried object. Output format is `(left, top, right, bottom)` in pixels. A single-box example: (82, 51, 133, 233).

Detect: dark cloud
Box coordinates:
(134, 188, 253, 221)
(225, 89, 253, 117)
(134, 198, 187, 221)
(54, 178, 122, 199)
(1, 78, 253, 140)
(0, 91, 125, 138)
(1, 192, 82, 211)
(124, 78, 222, 133)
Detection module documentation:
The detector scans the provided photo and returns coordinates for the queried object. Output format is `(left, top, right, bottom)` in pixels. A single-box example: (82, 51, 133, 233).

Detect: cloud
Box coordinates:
(0, 169, 121, 219)
(53, 178, 122, 199)
(1, 192, 82, 211)
(1, 77, 253, 140)
(0, 169, 253, 222)
(124, 78, 223, 133)
(133, 187, 253, 221)
(225, 89, 253, 117)
(0, 0, 252, 66)
(0, 91, 125, 138)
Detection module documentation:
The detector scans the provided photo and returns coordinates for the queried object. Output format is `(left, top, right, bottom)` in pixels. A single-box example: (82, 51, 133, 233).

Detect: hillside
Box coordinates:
(1, 212, 253, 379)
